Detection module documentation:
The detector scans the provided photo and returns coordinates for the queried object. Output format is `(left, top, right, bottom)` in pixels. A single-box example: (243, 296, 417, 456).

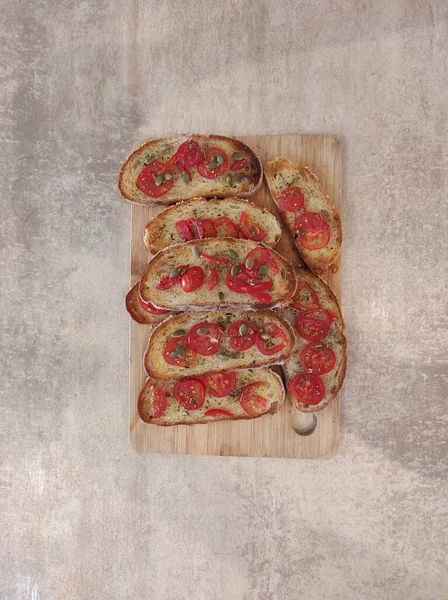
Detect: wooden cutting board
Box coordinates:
(129, 134, 342, 458)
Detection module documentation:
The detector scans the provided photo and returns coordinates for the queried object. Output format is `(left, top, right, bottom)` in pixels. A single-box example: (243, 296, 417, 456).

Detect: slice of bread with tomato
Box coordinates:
(138, 368, 284, 425)
(280, 267, 346, 413)
(144, 197, 282, 253)
(125, 280, 170, 325)
(265, 159, 342, 274)
(140, 238, 297, 311)
(119, 134, 263, 206)
(145, 310, 295, 380)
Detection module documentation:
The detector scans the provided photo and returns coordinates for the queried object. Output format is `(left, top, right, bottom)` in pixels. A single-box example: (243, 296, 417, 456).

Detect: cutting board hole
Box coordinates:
(292, 412, 318, 436)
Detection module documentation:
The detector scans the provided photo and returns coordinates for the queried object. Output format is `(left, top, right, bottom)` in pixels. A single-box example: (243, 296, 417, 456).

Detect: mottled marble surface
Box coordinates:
(1, 1, 447, 599)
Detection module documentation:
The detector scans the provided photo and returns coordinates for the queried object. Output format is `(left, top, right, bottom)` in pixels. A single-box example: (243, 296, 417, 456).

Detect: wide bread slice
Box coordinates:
(125, 280, 171, 325)
(279, 267, 346, 413)
(138, 368, 285, 426)
(119, 134, 263, 206)
(145, 310, 295, 380)
(265, 158, 342, 274)
(144, 197, 282, 253)
(140, 238, 297, 311)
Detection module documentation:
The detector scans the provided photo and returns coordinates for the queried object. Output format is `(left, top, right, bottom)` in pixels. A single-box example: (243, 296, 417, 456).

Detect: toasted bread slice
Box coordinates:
(138, 368, 285, 426)
(265, 159, 342, 274)
(119, 135, 263, 206)
(140, 238, 297, 311)
(125, 280, 171, 325)
(145, 310, 295, 380)
(280, 267, 346, 413)
(144, 197, 282, 253)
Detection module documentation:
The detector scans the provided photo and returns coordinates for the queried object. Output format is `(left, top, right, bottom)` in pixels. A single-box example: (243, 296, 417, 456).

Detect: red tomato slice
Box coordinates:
(301, 342, 336, 375)
(290, 280, 320, 311)
(227, 320, 257, 351)
(197, 147, 228, 179)
(187, 322, 222, 356)
(290, 374, 325, 405)
(245, 280, 273, 294)
(136, 161, 174, 198)
(173, 378, 205, 410)
(295, 309, 334, 342)
(175, 220, 194, 242)
(214, 216, 239, 238)
(239, 211, 267, 242)
(225, 267, 251, 294)
(239, 382, 268, 416)
(204, 409, 234, 419)
(199, 219, 217, 238)
(181, 266, 205, 293)
(138, 296, 170, 315)
(163, 335, 191, 367)
(200, 252, 230, 264)
(294, 212, 331, 250)
(251, 291, 273, 304)
(208, 267, 218, 291)
(146, 385, 167, 418)
(256, 323, 287, 355)
(174, 139, 204, 169)
(203, 371, 237, 397)
(230, 158, 249, 171)
(156, 265, 188, 290)
(244, 247, 279, 279)
(278, 186, 305, 212)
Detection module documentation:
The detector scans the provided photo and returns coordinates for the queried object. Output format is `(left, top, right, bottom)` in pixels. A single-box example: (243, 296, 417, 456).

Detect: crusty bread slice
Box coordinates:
(265, 159, 342, 274)
(138, 368, 285, 426)
(125, 280, 170, 325)
(144, 197, 282, 253)
(279, 267, 346, 413)
(119, 134, 263, 206)
(145, 310, 295, 380)
(140, 238, 297, 311)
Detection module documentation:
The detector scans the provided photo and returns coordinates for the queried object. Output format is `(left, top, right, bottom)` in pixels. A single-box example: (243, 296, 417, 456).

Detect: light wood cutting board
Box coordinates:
(129, 134, 342, 458)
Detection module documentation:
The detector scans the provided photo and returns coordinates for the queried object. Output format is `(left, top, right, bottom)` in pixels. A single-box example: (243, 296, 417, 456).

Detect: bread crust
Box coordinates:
(125, 280, 169, 325)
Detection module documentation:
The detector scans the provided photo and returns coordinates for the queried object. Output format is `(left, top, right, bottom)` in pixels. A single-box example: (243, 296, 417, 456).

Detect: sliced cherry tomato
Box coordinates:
(138, 296, 170, 315)
(301, 342, 336, 375)
(244, 279, 273, 294)
(181, 266, 205, 293)
(136, 161, 174, 198)
(208, 267, 218, 291)
(175, 139, 204, 169)
(256, 322, 287, 355)
(225, 267, 251, 294)
(290, 280, 320, 311)
(188, 218, 204, 239)
(203, 371, 237, 397)
(199, 252, 230, 264)
(251, 292, 273, 304)
(239, 382, 268, 416)
(156, 265, 188, 291)
(163, 335, 190, 367)
(197, 147, 228, 179)
(295, 309, 334, 342)
(239, 211, 267, 242)
(199, 219, 217, 238)
(294, 212, 331, 250)
(214, 216, 239, 238)
(227, 320, 257, 351)
(290, 374, 325, 405)
(175, 219, 194, 242)
(230, 158, 249, 171)
(145, 385, 167, 418)
(244, 247, 279, 279)
(278, 186, 305, 212)
(173, 378, 205, 410)
(204, 409, 234, 419)
(187, 322, 221, 356)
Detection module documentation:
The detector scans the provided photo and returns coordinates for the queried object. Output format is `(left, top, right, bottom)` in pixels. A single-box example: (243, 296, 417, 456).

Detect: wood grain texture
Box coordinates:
(129, 134, 342, 458)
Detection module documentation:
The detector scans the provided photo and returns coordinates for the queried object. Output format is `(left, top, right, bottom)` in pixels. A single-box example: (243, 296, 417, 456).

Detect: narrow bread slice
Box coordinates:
(138, 368, 284, 426)
(119, 134, 263, 206)
(145, 310, 295, 380)
(144, 197, 282, 253)
(140, 238, 297, 311)
(265, 159, 342, 274)
(125, 280, 171, 325)
(280, 267, 346, 413)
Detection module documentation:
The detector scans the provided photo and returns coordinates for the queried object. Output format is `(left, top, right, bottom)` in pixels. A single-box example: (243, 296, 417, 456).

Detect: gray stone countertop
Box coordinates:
(1, 1, 447, 599)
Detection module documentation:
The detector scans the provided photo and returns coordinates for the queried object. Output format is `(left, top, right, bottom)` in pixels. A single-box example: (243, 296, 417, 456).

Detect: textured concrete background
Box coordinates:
(1, 1, 447, 599)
